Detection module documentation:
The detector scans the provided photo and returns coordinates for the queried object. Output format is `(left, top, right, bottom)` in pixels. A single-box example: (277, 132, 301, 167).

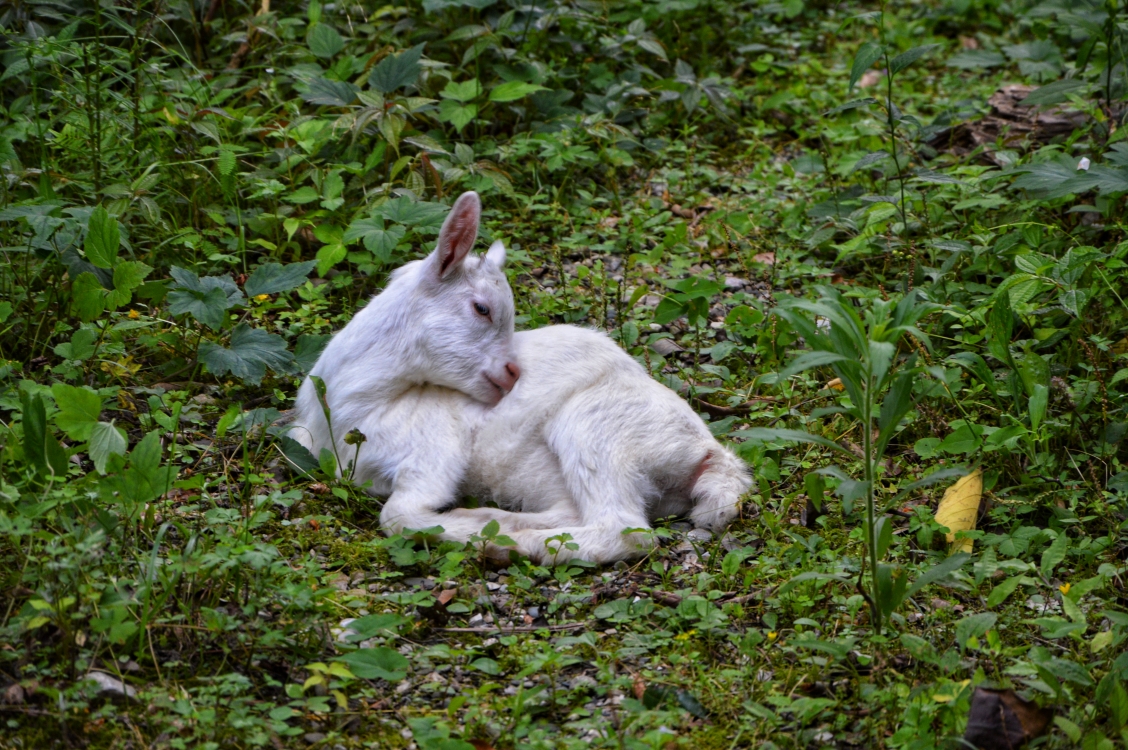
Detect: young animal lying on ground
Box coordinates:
(289, 191, 751, 563)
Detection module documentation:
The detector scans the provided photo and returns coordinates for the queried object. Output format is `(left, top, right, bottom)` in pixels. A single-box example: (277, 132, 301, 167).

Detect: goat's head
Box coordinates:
(412, 191, 519, 405)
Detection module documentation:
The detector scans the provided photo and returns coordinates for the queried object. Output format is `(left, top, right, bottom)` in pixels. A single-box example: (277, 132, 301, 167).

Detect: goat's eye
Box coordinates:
(473, 302, 490, 317)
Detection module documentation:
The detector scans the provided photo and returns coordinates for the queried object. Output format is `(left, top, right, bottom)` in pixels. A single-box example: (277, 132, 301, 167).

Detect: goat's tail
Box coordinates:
(689, 445, 752, 532)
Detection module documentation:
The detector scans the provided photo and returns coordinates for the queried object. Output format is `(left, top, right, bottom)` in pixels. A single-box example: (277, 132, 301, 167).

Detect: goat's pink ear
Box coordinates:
(434, 191, 481, 279)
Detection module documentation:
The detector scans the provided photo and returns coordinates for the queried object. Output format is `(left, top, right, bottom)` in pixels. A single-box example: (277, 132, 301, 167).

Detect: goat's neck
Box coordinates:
(341, 285, 431, 400)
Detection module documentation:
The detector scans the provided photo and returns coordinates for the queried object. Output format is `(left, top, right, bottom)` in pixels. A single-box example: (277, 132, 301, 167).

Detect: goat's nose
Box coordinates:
(503, 361, 521, 388)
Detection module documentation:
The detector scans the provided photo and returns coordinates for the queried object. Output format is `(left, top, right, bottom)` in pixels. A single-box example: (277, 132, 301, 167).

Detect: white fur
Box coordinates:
(289, 191, 751, 564)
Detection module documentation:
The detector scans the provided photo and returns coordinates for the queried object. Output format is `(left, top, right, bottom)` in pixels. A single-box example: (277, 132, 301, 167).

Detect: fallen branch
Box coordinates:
(440, 622, 587, 633)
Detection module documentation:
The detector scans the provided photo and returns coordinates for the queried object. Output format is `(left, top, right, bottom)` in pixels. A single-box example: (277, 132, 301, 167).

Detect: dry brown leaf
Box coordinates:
(752, 252, 775, 265)
(632, 673, 646, 700)
(435, 588, 457, 606)
(963, 688, 1052, 749)
(935, 469, 982, 553)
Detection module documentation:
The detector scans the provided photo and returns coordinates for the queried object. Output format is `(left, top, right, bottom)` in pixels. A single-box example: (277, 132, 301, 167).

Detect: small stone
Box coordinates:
(526, 606, 541, 618)
(83, 671, 137, 700)
(303, 732, 326, 744)
(673, 541, 694, 554)
(468, 614, 484, 626)
(670, 521, 692, 533)
(404, 577, 427, 588)
(724, 276, 749, 290)
(720, 533, 743, 552)
(395, 681, 412, 695)
(651, 338, 683, 356)
(486, 581, 502, 591)
(686, 528, 713, 543)
(570, 674, 598, 689)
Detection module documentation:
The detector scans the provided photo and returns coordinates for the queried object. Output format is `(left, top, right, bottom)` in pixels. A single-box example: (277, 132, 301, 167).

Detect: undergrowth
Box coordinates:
(0, 0, 1127, 748)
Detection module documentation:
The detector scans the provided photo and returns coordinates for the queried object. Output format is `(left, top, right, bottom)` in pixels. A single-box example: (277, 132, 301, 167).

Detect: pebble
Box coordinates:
(651, 338, 683, 356)
(724, 276, 749, 290)
(526, 606, 541, 618)
(83, 671, 137, 700)
(303, 732, 326, 745)
(686, 528, 713, 543)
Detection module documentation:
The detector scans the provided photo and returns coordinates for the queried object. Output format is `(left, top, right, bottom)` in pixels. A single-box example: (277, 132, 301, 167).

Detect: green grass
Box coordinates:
(1, 0, 1127, 747)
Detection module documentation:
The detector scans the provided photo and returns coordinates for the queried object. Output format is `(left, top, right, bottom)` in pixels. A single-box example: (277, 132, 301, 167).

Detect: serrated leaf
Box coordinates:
(441, 79, 483, 103)
(198, 324, 295, 385)
(88, 421, 127, 474)
(316, 244, 347, 276)
(51, 383, 102, 441)
(84, 206, 120, 269)
(849, 42, 884, 91)
(955, 612, 997, 650)
(294, 334, 331, 374)
(935, 469, 982, 553)
(168, 267, 243, 330)
(376, 197, 450, 229)
(244, 261, 317, 297)
(301, 77, 359, 107)
(438, 100, 477, 131)
(307, 23, 345, 58)
(369, 44, 426, 93)
(489, 80, 547, 102)
(217, 147, 236, 176)
(107, 260, 152, 308)
(72, 271, 107, 321)
(342, 218, 406, 262)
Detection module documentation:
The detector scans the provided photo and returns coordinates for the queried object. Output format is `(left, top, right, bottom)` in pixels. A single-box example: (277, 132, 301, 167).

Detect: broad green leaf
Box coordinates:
(876, 563, 909, 617)
(376, 197, 449, 229)
(849, 42, 884, 91)
(316, 244, 347, 276)
(441, 79, 483, 103)
(20, 390, 70, 478)
(72, 272, 107, 321)
(1040, 533, 1069, 577)
(168, 267, 243, 330)
(732, 427, 853, 458)
(54, 328, 98, 361)
(1028, 383, 1048, 430)
(244, 261, 317, 297)
(955, 611, 997, 650)
(470, 657, 500, 675)
(294, 334, 331, 374)
(903, 552, 971, 599)
(369, 44, 426, 93)
(489, 81, 547, 102)
(107, 260, 152, 308)
(84, 206, 120, 269)
(778, 350, 851, 380)
(888, 44, 941, 76)
(88, 421, 127, 474)
(986, 575, 1026, 607)
(343, 218, 406, 262)
(301, 77, 358, 107)
(198, 324, 296, 385)
(778, 571, 852, 595)
(51, 383, 102, 440)
(307, 23, 345, 58)
(336, 647, 409, 681)
(438, 100, 478, 131)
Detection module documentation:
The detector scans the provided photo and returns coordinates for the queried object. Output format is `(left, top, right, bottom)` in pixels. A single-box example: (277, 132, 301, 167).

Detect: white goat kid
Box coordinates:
(290, 191, 751, 564)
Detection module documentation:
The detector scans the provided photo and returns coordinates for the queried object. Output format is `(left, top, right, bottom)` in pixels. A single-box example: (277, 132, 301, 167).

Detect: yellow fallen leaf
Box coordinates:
(935, 469, 982, 553)
(826, 378, 845, 391)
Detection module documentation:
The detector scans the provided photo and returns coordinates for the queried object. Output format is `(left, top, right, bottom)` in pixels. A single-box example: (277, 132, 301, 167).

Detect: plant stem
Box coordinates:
(863, 366, 882, 634)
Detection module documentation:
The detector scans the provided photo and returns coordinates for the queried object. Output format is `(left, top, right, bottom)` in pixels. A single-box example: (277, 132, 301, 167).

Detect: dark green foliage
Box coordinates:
(1, 0, 1128, 748)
